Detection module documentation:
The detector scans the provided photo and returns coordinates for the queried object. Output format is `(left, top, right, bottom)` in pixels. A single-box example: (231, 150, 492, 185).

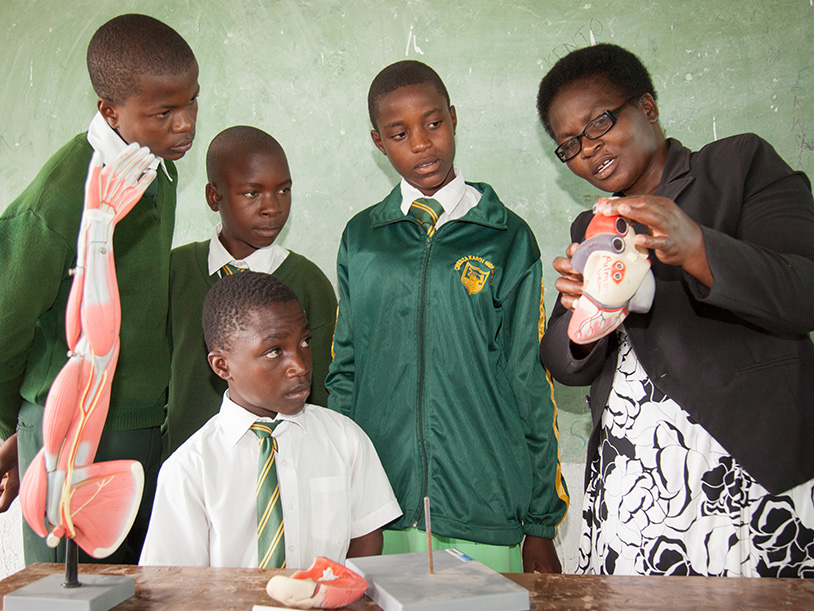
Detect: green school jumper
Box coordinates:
(0, 133, 177, 564)
(165, 240, 337, 455)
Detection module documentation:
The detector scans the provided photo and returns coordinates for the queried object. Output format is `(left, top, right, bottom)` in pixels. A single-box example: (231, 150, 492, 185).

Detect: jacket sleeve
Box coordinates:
(685, 135, 814, 336)
(325, 229, 355, 418)
(0, 210, 72, 438)
(502, 256, 569, 538)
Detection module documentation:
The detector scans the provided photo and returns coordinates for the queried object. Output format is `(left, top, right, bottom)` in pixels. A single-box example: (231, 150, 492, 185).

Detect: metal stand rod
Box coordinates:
(424, 496, 434, 575)
(63, 539, 82, 589)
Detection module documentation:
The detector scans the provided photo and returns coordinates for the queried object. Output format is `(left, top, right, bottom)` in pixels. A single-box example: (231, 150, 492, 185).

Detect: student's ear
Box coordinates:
(370, 129, 387, 156)
(449, 105, 457, 134)
(97, 98, 121, 130)
(206, 183, 221, 212)
(639, 94, 660, 124)
(208, 350, 232, 381)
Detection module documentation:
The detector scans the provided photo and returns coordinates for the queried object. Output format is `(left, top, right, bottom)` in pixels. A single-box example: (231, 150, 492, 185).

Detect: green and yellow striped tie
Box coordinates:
(218, 262, 248, 278)
(250, 422, 286, 569)
(409, 197, 444, 237)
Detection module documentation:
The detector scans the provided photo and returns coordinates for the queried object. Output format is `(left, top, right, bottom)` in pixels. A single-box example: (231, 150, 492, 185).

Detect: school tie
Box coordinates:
(250, 422, 286, 569)
(409, 197, 445, 237)
(218, 262, 248, 278)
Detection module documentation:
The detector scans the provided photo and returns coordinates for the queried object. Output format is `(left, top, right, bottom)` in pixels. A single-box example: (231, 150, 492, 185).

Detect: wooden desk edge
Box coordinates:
(2, 564, 813, 610)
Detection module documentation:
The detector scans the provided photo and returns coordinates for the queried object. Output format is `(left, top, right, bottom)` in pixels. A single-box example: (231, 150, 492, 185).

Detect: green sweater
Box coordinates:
(327, 182, 569, 543)
(165, 240, 337, 454)
(0, 133, 177, 438)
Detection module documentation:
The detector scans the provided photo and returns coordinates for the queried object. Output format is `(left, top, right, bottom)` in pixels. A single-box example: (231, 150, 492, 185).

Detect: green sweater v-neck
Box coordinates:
(165, 239, 337, 454)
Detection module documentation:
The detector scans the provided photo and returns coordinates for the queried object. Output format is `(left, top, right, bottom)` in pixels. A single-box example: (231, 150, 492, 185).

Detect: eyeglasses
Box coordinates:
(554, 96, 638, 163)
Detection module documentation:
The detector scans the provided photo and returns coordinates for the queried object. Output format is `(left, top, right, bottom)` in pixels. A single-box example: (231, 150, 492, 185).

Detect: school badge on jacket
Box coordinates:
(455, 256, 495, 295)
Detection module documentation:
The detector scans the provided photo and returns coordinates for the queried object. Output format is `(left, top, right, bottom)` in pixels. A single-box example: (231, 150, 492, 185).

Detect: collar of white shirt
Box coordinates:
(219, 390, 308, 449)
(399, 167, 480, 229)
(86, 111, 170, 180)
(207, 222, 290, 276)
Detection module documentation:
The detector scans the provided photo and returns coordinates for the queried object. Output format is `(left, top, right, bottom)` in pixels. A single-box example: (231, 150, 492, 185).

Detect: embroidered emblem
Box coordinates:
(454, 256, 495, 296)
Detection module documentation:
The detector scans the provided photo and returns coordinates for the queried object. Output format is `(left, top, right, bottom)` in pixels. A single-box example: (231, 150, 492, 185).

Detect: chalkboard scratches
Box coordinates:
(792, 95, 812, 171)
(569, 417, 590, 451)
(0, 134, 33, 154)
(536, 19, 604, 71)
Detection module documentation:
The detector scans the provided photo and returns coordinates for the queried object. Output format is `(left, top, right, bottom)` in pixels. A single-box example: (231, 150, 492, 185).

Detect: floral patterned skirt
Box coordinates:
(577, 331, 814, 577)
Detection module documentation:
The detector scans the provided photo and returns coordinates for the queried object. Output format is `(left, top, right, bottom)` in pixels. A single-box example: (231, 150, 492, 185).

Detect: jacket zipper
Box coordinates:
(412, 230, 433, 527)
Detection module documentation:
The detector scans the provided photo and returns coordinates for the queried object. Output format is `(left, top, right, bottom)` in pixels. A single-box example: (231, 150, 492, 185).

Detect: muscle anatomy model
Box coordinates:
(19, 144, 157, 558)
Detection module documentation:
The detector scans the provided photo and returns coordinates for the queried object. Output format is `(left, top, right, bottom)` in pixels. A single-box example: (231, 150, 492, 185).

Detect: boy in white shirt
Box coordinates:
(140, 271, 401, 568)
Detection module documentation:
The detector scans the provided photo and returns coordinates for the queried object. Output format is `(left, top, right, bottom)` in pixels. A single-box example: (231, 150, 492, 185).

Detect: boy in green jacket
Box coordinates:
(326, 60, 569, 573)
(0, 14, 198, 564)
(164, 126, 336, 455)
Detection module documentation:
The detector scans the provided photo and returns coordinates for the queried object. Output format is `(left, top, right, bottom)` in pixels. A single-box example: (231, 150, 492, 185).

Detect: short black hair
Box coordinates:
(87, 14, 196, 104)
(206, 125, 285, 185)
(202, 271, 300, 352)
(368, 60, 450, 129)
(537, 43, 657, 139)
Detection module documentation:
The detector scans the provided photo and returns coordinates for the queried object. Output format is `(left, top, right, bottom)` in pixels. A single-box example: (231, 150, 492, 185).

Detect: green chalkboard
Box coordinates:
(2, 0, 812, 462)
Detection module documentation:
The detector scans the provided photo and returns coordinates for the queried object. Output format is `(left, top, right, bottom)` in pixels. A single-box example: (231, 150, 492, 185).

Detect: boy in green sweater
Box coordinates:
(326, 60, 569, 573)
(0, 14, 198, 564)
(165, 126, 337, 455)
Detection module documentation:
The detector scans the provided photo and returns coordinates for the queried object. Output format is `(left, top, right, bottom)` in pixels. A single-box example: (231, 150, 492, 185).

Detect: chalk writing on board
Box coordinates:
(405, 24, 424, 57)
(791, 66, 810, 93)
(569, 418, 590, 451)
(0, 133, 33, 154)
(537, 19, 604, 71)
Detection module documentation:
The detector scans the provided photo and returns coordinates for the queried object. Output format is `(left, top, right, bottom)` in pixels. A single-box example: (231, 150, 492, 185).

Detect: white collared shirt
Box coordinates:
(86, 111, 170, 180)
(399, 166, 481, 229)
(207, 222, 290, 276)
(139, 392, 402, 569)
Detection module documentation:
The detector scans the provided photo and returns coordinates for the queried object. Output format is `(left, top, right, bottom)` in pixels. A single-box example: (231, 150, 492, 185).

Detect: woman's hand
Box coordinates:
(597, 196, 713, 288)
(553, 242, 583, 311)
(553, 242, 601, 355)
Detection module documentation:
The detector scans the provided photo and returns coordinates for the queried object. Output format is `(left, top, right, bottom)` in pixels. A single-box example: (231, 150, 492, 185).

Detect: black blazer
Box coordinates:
(540, 134, 814, 495)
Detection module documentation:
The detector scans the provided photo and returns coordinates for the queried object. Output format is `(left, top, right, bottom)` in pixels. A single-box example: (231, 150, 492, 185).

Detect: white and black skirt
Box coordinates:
(577, 331, 814, 577)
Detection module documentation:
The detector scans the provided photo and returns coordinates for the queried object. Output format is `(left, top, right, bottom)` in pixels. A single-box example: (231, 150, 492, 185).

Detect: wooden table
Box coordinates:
(1, 563, 813, 610)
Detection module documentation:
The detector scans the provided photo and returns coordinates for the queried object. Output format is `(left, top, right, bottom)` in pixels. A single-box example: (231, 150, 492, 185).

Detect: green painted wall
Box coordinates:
(2, 0, 812, 462)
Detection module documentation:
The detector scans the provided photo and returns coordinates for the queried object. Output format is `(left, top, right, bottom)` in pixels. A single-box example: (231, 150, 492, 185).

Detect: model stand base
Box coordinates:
(347, 549, 530, 611)
(3, 573, 135, 611)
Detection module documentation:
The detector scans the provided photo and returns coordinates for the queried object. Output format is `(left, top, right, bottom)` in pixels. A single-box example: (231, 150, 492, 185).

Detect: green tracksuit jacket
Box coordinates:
(327, 181, 568, 544)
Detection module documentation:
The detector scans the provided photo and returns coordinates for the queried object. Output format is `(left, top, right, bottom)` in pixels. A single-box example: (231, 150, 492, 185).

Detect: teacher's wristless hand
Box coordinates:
(552, 243, 598, 355)
(553, 241, 583, 311)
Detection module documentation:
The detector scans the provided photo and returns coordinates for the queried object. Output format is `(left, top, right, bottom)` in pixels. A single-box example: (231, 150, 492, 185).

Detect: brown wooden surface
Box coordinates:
(1, 563, 813, 610)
